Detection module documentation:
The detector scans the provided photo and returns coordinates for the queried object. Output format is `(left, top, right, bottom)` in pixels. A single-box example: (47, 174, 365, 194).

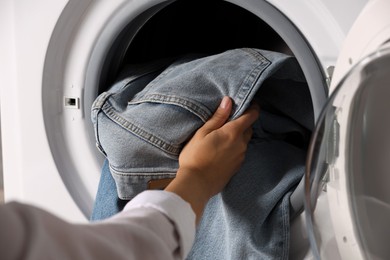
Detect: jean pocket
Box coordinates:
(97, 94, 207, 199)
(125, 93, 211, 153)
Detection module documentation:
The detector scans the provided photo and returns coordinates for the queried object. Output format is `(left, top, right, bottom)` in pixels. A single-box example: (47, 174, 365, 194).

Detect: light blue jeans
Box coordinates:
(91, 48, 313, 259)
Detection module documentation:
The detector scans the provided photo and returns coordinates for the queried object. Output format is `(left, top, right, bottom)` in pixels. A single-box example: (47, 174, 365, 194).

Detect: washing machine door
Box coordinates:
(305, 0, 390, 259)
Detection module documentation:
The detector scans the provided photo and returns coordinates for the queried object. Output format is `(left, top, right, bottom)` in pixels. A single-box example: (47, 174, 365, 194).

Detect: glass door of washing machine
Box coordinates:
(305, 46, 390, 260)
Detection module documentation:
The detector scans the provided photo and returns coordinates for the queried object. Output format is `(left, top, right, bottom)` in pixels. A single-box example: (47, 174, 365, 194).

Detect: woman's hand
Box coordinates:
(165, 96, 260, 224)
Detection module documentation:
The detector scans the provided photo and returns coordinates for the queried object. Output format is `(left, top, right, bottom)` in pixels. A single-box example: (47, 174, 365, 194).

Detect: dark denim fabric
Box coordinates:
(91, 48, 313, 259)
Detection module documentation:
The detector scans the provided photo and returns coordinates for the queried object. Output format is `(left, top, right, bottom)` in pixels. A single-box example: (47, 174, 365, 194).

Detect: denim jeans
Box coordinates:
(90, 160, 128, 221)
(91, 48, 313, 259)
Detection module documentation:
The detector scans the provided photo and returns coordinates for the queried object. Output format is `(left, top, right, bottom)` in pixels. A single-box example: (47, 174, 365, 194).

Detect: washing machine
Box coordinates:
(1, 0, 388, 259)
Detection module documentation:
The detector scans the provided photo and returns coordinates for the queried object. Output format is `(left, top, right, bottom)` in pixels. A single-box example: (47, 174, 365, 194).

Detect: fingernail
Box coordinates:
(220, 96, 230, 109)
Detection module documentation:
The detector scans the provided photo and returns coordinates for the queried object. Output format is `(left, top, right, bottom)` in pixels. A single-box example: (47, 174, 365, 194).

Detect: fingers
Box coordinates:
(227, 103, 260, 133)
(201, 96, 232, 134)
(200, 97, 259, 139)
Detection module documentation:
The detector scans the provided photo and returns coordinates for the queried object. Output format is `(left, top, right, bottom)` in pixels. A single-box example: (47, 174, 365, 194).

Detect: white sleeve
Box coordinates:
(0, 190, 196, 260)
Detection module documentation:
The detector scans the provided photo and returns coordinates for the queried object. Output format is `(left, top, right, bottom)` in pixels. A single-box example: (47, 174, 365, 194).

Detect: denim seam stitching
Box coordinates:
(91, 92, 113, 156)
(112, 173, 177, 177)
(111, 169, 177, 177)
(232, 49, 271, 118)
(242, 48, 270, 64)
(102, 103, 182, 156)
(128, 93, 212, 122)
(93, 111, 107, 156)
(92, 92, 112, 110)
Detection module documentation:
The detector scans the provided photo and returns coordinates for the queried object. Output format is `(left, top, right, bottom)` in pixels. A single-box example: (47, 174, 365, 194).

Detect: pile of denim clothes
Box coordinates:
(91, 48, 313, 260)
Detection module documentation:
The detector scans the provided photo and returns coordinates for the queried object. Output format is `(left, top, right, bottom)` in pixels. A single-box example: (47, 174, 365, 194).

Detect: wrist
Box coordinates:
(165, 169, 211, 224)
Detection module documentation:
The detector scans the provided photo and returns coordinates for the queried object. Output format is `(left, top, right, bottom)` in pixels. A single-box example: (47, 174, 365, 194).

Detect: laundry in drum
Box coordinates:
(91, 48, 313, 260)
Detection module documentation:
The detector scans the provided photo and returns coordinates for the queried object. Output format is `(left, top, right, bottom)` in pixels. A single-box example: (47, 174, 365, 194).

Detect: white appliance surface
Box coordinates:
(1, 0, 86, 221)
(268, 0, 367, 70)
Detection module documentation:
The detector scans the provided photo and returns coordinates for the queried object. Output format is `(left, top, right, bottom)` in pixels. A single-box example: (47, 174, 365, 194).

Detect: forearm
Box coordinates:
(165, 169, 211, 225)
(0, 191, 196, 260)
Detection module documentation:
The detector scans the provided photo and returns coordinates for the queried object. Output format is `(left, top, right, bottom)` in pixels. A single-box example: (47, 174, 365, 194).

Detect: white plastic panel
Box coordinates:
(267, 0, 367, 70)
(331, 0, 390, 90)
(42, 0, 170, 220)
(0, 0, 86, 222)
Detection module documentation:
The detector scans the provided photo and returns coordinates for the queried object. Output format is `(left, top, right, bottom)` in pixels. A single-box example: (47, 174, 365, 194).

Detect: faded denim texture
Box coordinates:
(90, 159, 127, 221)
(91, 48, 313, 259)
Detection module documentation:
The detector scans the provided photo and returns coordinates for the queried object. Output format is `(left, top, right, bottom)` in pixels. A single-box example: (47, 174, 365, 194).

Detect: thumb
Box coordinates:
(201, 96, 232, 134)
